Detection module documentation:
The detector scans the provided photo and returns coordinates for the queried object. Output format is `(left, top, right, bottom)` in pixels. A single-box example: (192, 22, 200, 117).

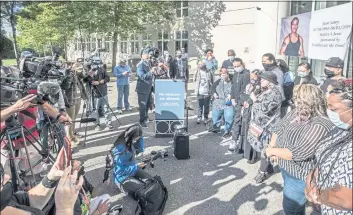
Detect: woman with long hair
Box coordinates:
(247, 71, 282, 183)
(110, 123, 152, 195)
(265, 84, 334, 214)
(305, 80, 352, 214)
(294, 62, 318, 86)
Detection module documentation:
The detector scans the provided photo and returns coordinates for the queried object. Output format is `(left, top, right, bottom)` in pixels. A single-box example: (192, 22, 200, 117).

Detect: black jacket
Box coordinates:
(91, 67, 110, 97)
(171, 58, 189, 82)
(294, 75, 318, 86)
(230, 69, 250, 103)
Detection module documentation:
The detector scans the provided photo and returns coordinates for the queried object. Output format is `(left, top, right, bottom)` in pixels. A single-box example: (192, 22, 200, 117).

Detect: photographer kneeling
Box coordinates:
(111, 124, 151, 195)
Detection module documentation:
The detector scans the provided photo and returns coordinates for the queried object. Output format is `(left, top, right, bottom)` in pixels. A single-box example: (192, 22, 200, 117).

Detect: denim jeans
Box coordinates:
(212, 106, 234, 132)
(93, 96, 112, 126)
(281, 168, 307, 215)
(197, 95, 210, 119)
(117, 84, 130, 110)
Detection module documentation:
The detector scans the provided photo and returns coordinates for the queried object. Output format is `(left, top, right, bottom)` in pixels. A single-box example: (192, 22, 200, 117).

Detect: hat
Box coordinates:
(325, 57, 344, 68)
(119, 59, 127, 64)
(260, 71, 278, 84)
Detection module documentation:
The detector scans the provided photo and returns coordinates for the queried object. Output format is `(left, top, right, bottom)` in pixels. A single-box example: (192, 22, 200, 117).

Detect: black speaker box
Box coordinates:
(173, 133, 190, 159)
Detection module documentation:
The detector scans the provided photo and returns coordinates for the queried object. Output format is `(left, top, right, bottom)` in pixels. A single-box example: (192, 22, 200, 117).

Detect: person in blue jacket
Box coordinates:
(111, 123, 151, 195)
(113, 59, 132, 114)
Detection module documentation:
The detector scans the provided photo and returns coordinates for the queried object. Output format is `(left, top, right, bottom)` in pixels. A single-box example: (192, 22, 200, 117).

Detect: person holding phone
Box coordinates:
(0, 148, 76, 215)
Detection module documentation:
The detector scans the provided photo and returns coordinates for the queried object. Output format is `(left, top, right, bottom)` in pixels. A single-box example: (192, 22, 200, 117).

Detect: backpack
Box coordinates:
(134, 175, 168, 215)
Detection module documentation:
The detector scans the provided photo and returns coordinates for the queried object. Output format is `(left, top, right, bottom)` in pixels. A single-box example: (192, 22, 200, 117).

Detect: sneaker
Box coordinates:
(108, 204, 123, 215)
(140, 122, 148, 128)
(254, 171, 267, 184)
(125, 107, 132, 111)
(74, 132, 83, 138)
(222, 131, 231, 138)
(95, 124, 103, 131)
(209, 125, 221, 133)
(145, 118, 149, 123)
(107, 123, 114, 130)
(196, 117, 201, 124)
(203, 118, 209, 125)
(228, 140, 236, 152)
(117, 110, 122, 114)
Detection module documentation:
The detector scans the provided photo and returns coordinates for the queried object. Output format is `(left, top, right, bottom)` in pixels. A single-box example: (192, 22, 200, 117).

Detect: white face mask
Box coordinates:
(229, 56, 235, 61)
(327, 109, 352, 130)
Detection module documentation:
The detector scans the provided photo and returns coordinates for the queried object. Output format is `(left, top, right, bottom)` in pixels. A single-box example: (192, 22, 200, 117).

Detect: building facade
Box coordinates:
(66, 1, 352, 79)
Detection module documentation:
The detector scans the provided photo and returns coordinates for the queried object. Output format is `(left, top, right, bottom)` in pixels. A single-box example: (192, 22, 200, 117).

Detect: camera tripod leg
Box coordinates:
(5, 132, 21, 192)
(20, 126, 37, 187)
(93, 85, 121, 127)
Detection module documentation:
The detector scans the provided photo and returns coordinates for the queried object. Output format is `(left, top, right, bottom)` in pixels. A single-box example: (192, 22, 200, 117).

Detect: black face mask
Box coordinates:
(324, 68, 336, 78)
(262, 63, 273, 71)
(0, 182, 13, 211)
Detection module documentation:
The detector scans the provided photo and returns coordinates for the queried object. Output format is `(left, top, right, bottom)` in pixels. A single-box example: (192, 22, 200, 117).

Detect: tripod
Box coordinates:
(0, 116, 55, 192)
(79, 82, 121, 145)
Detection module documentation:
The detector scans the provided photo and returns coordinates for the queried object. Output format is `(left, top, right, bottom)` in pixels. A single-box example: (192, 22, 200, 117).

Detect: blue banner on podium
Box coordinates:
(154, 80, 185, 136)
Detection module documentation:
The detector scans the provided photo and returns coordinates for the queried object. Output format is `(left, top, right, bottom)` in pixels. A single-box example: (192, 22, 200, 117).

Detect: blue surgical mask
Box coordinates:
(327, 109, 352, 130)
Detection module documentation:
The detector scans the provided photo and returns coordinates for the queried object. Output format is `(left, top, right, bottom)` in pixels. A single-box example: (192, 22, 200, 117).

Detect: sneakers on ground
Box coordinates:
(196, 117, 201, 124)
(125, 107, 132, 111)
(117, 110, 123, 114)
(228, 140, 237, 152)
(95, 124, 103, 131)
(222, 131, 232, 138)
(107, 123, 114, 130)
(203, 118, 209, 125)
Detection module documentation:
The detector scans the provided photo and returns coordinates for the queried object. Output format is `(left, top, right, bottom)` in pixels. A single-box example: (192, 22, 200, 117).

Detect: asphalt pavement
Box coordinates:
(72, 81, 318, 215)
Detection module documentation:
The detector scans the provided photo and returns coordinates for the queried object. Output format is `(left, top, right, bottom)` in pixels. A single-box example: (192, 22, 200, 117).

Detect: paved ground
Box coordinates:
(72, 80, 319, 215)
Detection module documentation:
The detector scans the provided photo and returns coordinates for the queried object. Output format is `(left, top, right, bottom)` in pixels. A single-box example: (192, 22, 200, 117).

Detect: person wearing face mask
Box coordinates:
(305, 79, 352, 214)
(261, 53, 285, 101)
(203, 49, 219, 78)
(319, 57, 346, 93)
(209, 69, 234, 137)
(276, 59, 295, 118)
(114, 59, 132, 114)
(159, 50, 174, 77)
(221, 49, 236, 79)
(229, 69, 262, 156)
(230, 58, 250, 109)
(136, 48, 155, 128)
(247, 71, 282, 183)
(194, 62, 213, 124)
(294, 62, 318, 86)
(110, 124, 151, 196)
(172, 50, 189, 92)
(181, 48, 188, 61)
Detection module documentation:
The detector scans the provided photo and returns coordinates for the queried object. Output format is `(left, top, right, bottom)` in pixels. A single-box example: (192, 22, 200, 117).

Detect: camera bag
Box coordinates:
(134, 175, 168, 215)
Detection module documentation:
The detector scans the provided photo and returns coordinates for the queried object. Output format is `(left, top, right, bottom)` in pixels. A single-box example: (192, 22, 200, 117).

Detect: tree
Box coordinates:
(0, 1, 24, 66)
(186, 2, 226, 58)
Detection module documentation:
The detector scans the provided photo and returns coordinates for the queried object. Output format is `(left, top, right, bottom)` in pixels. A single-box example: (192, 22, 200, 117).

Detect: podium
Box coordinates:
(154, 80, 185, 137)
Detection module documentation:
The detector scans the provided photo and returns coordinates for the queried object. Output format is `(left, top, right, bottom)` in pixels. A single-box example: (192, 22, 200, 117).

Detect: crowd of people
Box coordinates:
(189, 48, 352, 214)
(1, 44, 352, 215)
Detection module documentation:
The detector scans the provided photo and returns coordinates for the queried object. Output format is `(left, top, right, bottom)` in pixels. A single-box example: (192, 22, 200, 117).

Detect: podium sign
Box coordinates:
(154, 80, 185, 136)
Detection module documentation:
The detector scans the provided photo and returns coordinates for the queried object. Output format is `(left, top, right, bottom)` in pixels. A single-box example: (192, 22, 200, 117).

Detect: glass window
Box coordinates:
(315, 1, 350, 10)
(175, 30, 188, 52)
(142, 33, 152, 48)
(157, 30, 169, 53)
(291, 1, 312, 14)
(104, 37, 110, 52)
(130, 34, 139, 54)
(176, 1, 188, 18)
(120, 42, 127, 54)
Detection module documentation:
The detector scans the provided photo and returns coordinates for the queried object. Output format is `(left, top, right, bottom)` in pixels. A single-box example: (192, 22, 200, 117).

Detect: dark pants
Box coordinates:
(281, 168, 307, 215)
(38, 119, 66, 154)
(197, 95, 210, 119)
(259, 156, 273, 172)
(137, 91, 152, 123)
(232, 104, 243, 142)
(121, 169, 152, 196)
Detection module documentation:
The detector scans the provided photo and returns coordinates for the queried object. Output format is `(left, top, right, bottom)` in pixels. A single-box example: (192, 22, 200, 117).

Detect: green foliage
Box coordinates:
(3, 59, 17, 66)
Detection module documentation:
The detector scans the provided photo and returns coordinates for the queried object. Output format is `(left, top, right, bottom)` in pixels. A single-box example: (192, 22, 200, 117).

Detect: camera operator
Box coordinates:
(110, 124, 152, 196)
(63, 62, 85, 145)
(136, 48, 155, 128)
(88, 57, 113, 131)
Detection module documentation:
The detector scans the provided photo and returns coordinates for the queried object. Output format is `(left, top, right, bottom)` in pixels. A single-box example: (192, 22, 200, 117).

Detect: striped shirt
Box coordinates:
(273, 110, 334, 181)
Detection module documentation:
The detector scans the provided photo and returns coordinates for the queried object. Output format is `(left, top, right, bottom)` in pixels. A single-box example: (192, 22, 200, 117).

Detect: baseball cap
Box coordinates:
(325, 57, 344, 68)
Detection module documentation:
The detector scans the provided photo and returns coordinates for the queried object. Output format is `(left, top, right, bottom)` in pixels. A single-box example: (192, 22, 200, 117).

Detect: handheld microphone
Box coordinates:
(71, 118, 97, 123)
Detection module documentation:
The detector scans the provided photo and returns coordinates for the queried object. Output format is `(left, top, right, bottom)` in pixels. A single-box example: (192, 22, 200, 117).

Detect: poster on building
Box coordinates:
(279, 12, 312, 57)
(307, 2, 352, 60)
(154, 79, 185, 121)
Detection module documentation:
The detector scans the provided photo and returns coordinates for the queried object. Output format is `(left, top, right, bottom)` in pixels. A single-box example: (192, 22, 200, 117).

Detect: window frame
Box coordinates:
(174, 30, 188, 52)
(176, 1, 188, 18)
(157, 30, 169, 53)
(142, 33, 152, 48)
(120, 36, 128, 54)
(130, 34, 140, 55)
